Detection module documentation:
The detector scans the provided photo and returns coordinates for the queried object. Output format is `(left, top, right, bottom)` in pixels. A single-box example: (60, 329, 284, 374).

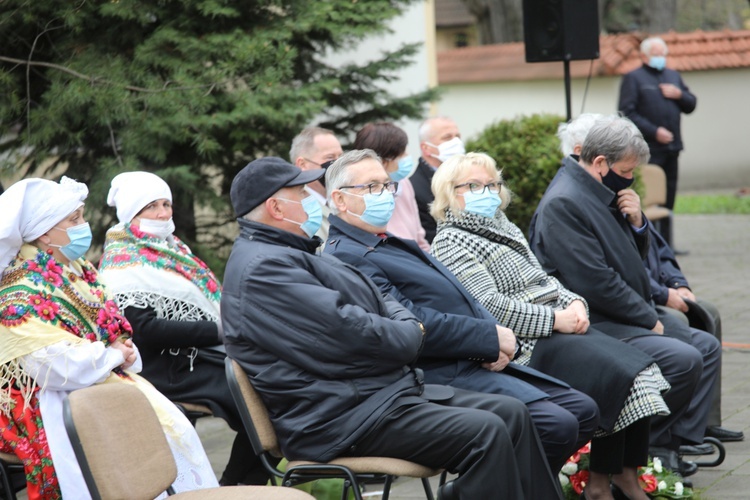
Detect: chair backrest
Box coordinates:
(224, 358, 282, 458)
(640, 164, 668, 207)
(63, 383, 177, 500)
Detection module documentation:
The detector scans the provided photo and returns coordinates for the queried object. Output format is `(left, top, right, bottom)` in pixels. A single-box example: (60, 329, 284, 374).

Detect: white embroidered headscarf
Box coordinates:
(0, 176, 88, 275)
(107, 171, 172, 223)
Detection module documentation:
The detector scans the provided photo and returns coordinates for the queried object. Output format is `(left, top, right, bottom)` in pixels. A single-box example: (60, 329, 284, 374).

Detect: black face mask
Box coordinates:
(318, 159, 335, 187)
(602, 169, 634, 193)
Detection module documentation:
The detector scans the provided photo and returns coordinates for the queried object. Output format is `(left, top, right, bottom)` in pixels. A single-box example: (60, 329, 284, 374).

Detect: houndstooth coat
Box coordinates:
(432, 208, 670, 434)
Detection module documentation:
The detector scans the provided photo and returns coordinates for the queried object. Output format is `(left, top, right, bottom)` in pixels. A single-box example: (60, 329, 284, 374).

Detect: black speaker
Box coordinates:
(522, 0, 600, 63)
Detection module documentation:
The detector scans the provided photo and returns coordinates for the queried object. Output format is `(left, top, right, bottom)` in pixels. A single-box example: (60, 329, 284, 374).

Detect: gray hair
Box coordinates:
(580, 115, 650, 166)
(557, 113, 605, 156)
(640, 37, 668, 57)
(289, 127, 335, 162)
(243, 201, 268, 222)
(418, 116, 454, 143)
(325, 149, 382, 215)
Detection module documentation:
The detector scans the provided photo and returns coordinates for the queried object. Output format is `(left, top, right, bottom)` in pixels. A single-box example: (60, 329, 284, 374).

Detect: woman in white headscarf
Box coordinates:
(0, 177, 218, 499)
(99, 171, 267, 487)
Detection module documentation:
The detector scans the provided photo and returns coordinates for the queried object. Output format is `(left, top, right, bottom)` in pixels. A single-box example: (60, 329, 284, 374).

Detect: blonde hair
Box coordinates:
(430, 152, 511, 222)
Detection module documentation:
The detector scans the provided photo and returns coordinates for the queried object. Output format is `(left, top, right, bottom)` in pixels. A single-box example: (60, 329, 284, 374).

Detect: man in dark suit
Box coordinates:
(411, 116, 465, 243)
(324, 148, 599, 474)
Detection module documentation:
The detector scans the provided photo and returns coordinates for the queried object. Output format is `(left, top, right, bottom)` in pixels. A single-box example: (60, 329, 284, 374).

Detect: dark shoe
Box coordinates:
(680, 442, 715, 455)
(706, 425, 745, 442)
(679, 457, 698, 477)
(650, 446, 698, 477)
(437, 480, 458, 500)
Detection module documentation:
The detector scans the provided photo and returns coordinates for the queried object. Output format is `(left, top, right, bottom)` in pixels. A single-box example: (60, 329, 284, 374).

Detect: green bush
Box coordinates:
(465, 114, 566, 236)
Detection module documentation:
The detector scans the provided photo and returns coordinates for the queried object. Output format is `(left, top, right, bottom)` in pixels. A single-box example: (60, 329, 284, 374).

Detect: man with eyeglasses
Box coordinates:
(325, 149, 600, 475)
(290, 126, 344, 239)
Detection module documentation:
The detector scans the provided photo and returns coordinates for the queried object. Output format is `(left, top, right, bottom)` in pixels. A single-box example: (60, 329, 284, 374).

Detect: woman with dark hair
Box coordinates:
(353, 122, 430, 250)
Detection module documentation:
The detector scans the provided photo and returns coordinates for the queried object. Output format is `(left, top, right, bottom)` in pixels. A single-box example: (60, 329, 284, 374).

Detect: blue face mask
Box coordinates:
(648, 56, 666, 71)
(347, 191, 396, 228)
(280, 195, 323, 238)
(390, 156, 413, 182)
(462, 190, 502, 219)
(52, 222, 93, 261)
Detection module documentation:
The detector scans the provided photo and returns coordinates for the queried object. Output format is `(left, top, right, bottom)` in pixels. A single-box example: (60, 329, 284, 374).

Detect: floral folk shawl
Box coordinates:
(0, 244, 133, 499)
(99, 223, 221, 323)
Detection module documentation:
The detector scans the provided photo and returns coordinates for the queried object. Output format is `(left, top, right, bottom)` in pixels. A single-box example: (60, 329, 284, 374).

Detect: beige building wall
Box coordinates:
(435, 68, 750, 189)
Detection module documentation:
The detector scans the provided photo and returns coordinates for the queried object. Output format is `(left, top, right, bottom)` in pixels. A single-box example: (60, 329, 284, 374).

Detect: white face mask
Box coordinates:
(427, 136, 465, 163)
(138, 217, 175, 240)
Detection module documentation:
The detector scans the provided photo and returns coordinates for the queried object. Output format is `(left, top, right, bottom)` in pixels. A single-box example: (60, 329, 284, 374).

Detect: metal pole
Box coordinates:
(564, 59, 572, 121)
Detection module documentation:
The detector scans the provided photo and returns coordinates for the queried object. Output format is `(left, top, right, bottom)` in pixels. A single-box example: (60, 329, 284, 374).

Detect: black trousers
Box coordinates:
(659, 300, 723, 427)
(350, 388, 563, 500)
(597, 316, 720, 447)
(649, 150, 680, 210)
(590, 418, 651, 474)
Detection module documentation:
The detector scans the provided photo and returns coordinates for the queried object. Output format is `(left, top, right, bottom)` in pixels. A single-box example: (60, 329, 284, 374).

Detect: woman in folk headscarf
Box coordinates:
(0, 177, 218, 499)
(430, 153, 672, 500)
(99, 171, 266, 487)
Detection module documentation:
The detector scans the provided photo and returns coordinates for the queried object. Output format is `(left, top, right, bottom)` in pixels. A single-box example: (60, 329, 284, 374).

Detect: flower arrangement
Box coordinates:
(559, 442, 694, 499)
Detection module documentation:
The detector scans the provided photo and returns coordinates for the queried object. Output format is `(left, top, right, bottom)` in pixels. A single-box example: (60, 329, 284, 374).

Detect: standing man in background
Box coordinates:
(411, 116, 465, 243)
(618, 36, 697, 214)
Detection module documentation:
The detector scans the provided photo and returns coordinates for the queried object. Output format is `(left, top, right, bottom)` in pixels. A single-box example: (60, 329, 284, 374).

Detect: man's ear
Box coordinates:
(265, 198, 285, 221)
(295, 157, 309, 170)
(330, 190, 347, 213)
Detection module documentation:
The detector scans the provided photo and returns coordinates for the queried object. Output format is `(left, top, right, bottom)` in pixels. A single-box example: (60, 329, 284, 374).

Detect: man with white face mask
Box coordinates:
(411, 116, 465, 243)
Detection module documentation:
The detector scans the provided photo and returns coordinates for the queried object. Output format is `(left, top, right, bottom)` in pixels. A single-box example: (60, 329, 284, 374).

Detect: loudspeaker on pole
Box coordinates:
(522, 0, 600, 63)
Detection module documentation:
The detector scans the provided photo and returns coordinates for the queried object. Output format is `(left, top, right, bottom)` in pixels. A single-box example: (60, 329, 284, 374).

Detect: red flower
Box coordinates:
(207, 279, 218, 293)
(27, 261, 41, 273)
(45, 259, 62, 275)
(569, 470, 589, 495)
(138, 247, 160, 262)
(82, 268, 98, 284)
(639, 473, 657, 493)
(112, 254, 132, 263)
(30, 294, 59, 321)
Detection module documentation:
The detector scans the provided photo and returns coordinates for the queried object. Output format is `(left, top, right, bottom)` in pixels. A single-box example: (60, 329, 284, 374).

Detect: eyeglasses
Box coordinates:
(339, 181, 399, 195)
(454, 182, 502, 194)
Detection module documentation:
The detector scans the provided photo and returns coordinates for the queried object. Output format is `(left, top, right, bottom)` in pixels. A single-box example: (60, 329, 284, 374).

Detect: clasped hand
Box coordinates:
(482, 325, 517, 372)
(111, 338, 137, 370)
(553, 299, 589, 334)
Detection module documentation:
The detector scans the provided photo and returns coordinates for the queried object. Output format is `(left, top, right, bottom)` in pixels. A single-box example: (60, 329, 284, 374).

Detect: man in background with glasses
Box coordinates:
(325, 149, 599, 475)
(290, 126, 344, 239)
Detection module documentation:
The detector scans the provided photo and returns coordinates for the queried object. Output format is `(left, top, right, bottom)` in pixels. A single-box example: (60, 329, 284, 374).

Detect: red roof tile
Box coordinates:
(438, 30, 750, 84)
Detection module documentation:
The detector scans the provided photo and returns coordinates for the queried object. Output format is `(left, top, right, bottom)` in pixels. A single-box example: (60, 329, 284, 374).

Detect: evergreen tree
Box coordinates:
(0, 0, 434, 271)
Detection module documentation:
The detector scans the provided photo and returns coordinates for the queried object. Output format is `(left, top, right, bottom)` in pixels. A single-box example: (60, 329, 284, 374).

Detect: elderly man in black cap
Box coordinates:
(220, 157, 564, 500)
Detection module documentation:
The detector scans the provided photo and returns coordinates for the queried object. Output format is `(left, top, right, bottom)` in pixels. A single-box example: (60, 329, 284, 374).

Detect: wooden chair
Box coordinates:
(0, 452, 24, 500)
(174, 401, 214, 426)
(639, 163, 673, 245)
(225, 357, 442, 500)
(63, 383, 314, 500)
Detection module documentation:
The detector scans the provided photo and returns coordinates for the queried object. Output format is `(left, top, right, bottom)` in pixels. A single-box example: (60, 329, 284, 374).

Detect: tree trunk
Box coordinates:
(642, 0, 677, 33)
(463, 0, 524, 44)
